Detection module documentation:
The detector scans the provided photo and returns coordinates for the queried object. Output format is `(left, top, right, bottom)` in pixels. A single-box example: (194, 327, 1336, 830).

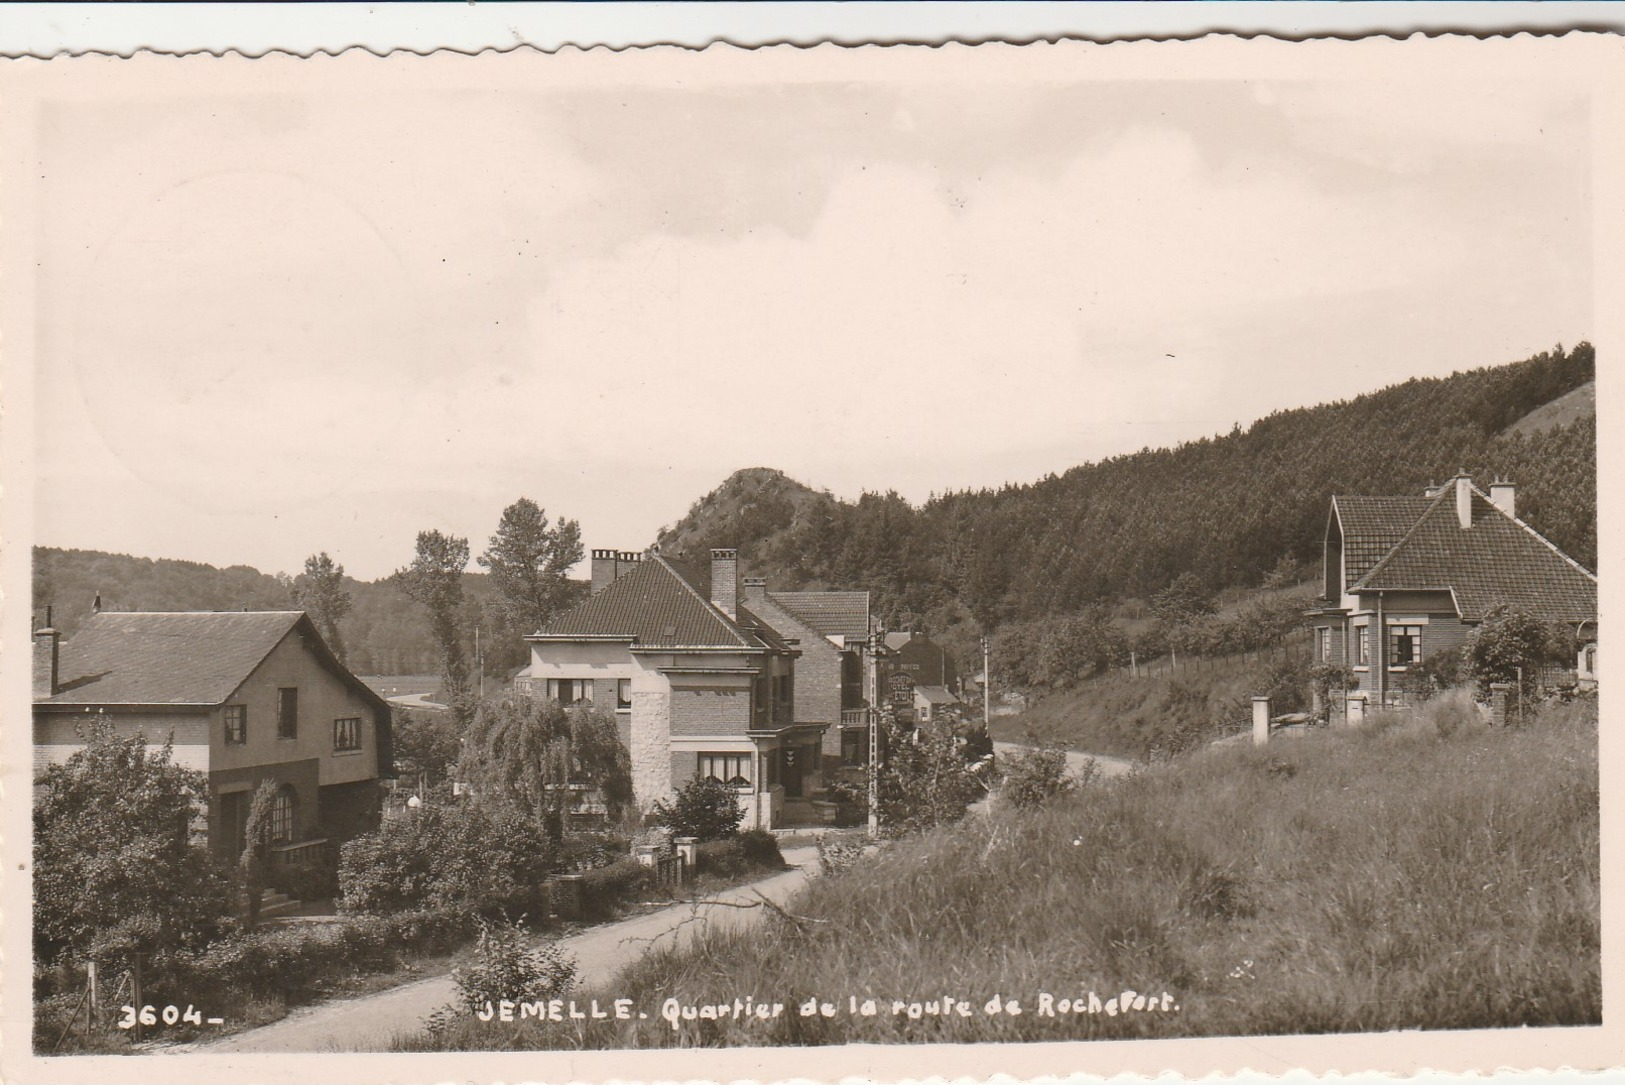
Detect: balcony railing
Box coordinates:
(840, 708, 869, 727)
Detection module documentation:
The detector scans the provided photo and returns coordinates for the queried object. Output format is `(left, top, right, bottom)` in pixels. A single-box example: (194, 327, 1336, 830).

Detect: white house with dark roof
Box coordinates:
(32, 609, 394, 864)
(519, 548, 812, 828)
(1309, 475, 1598, 707)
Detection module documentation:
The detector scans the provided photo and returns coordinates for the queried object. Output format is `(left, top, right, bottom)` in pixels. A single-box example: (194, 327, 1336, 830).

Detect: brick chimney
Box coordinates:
(590, 549, 619, 594)
(1489, 479, 1516, 520)
(742, 576, 768, 608)
(33, 606, 60, 698)
(710, 548, 738, 619)
(1455, 474, 1474, 529)
(616, 550, 643, 579)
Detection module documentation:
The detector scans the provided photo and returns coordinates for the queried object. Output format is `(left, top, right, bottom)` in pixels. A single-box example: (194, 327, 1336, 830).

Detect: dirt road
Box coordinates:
(992, 740, 1135, 779)
(197, 846, 818, 1054)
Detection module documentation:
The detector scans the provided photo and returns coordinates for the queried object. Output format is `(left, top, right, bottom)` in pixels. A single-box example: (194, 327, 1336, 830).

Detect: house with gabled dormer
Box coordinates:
(1309, 475, 1597, 709)
(518, 548, 818, 828)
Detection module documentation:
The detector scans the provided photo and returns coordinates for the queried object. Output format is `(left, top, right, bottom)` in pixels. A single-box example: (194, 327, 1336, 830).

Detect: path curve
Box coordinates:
(991, 740, 1136, 779)
(196, 846, 818, 1053)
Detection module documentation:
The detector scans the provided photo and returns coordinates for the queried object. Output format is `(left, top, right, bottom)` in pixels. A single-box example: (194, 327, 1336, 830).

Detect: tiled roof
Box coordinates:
(914, 684, 959, 705)
(770, 591, 871, 642)
(535, 556, 776, 650)
(40, 611, 306, 706)
(1333, 496, 1435, 583)
(1353, 489, 1597, 622)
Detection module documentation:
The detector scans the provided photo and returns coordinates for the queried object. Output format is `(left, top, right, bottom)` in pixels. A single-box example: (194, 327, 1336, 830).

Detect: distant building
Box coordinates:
(741, 580, 873, 769)
(32, 610, 394, 865)
(519, 548, 815, 828)
(912, 684, 963, 726)
(879, 630, 958, 724)
(1309, 475, 1597, 707)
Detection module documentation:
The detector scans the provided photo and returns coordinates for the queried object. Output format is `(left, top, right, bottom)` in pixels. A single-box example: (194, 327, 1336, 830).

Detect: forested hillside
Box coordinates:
(659, 343, 1596, 650)
(30, 549, 570, 678)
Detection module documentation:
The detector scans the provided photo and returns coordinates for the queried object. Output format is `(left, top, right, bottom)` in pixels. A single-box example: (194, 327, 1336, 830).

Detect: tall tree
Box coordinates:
(394, 530, 472, 704)
(477, 498, 585, 637)
(457, 694, 633, 842)
(291, 551, 353, 662)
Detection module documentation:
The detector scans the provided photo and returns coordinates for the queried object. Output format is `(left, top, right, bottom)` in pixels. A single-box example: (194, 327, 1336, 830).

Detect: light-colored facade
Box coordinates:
(32, 610, 393, 862)
(520, 549, 815, 828)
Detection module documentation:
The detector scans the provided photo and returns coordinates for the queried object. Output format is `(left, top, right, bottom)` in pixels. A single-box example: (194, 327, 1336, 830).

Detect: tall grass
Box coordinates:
(402, 697, 1598, 1049)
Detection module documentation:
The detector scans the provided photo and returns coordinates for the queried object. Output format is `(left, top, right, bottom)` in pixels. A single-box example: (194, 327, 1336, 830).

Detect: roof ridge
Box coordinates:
(651, 555, 753, 648)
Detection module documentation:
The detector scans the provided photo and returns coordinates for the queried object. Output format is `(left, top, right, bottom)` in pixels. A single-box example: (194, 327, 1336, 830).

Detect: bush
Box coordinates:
(34, 724, 239, 965)
(555, 831, 631, 873)
(1465, 604, 1560, 699)
(448, 919, 578, 1014)
(338, 803, 551, 918)
(736, 828, 785, 870)
(695, 839, 747, 878)
(579, 858, 652, 919)
(998, 746, 1074, 809)
(652, 776, 744, 841)
(267, 852, 340, 903)
(816, 833, 870, 876)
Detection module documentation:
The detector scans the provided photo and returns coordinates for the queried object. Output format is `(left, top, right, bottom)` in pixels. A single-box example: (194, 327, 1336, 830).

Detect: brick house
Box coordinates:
(738, 579, 873, 770)
(32, 610, 394, 865)
(1309, 475, 1597, 709)
(518, 548, 817, 828)
(880, 630, 958, 725)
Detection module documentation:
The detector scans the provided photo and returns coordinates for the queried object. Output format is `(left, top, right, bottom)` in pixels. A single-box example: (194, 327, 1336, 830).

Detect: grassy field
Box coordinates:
(990, 651, 1307, 759)
(401, 693, 1598, 1049)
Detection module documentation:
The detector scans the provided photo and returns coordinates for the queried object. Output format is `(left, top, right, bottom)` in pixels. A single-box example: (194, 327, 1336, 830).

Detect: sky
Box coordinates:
(29, 58, 1594, 582)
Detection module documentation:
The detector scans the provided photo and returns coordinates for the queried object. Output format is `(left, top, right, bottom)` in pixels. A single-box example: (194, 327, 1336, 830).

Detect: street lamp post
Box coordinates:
(981, 634, 991, 730)
(868, 625, 886, 838)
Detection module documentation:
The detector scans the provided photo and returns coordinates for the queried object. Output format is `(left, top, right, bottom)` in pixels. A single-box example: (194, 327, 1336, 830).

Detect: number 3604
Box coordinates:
(117, 1004, 202, 1029)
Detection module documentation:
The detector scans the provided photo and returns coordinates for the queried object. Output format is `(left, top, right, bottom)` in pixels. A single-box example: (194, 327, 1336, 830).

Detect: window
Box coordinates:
(1354, 625, 1370, 667)
(1317, 628, 1331, 662)
(545, 678, 594, 705)
(277, 688, 298, 739)
(1389, 624, 1422, 668)
(224, 704, 247, 745)
(270, 785, 296, 843)
(617, 678, 632, 710)
(699, 752, 752, 790)
(333, 717, 362, 752)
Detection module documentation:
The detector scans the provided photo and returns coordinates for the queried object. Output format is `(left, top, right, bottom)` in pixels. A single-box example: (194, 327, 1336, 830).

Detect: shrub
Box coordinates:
(555, 831, 631, 873)
(34, 723, 240, 965)
(736, 828, 785, 870)
(998, 746, 1074, 809)
(695, 839, 747, 878)
(579, 858, 652, 919)
(1465, 604, 1558, 699)
(652, 776, 744, 841)
(448, 919, 578, 1014)
(816, 833, 870, 876)
(877, 717, 982, 834)
(338, 803, 551, 918)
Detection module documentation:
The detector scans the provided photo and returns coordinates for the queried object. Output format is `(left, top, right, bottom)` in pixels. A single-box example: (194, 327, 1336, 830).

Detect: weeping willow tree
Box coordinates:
(457, 695, 633, 842)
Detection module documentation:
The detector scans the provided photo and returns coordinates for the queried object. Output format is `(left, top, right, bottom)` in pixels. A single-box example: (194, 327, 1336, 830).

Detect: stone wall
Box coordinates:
(630, 689, 674, 812)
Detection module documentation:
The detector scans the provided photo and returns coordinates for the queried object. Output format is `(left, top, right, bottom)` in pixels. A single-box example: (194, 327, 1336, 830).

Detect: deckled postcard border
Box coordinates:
(2, 29, 1621, 1085)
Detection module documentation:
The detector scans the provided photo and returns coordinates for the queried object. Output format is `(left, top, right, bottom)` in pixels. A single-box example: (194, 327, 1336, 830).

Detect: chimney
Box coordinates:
(1455, 474, 1473, 530)
(742, 576, 768, 607)
(590, 549, 619, 594)
(33, 606, 60, 698)
(710, 548, 738, 619)
(92, 591, 102, 615)
(1489, 479, 1516, 520)
(616, 550, 643, 580)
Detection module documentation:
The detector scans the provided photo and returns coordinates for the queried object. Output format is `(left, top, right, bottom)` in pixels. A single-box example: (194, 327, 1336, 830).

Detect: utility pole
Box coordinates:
(868, 625, 885, 838)
(981, 634, 991, 730)
(475, 627, 485, 699)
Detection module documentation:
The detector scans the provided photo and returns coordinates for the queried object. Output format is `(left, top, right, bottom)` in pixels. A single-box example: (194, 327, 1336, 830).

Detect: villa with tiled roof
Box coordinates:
(32, 609, 393, 863)
(519, 548, 815, 827)
(1310, 475, 1597, 709)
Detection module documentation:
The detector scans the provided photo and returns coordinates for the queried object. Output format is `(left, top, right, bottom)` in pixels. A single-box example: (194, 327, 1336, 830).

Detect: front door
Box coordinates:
(218, 790, 250, 860)
(781, 745, 804, 798)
